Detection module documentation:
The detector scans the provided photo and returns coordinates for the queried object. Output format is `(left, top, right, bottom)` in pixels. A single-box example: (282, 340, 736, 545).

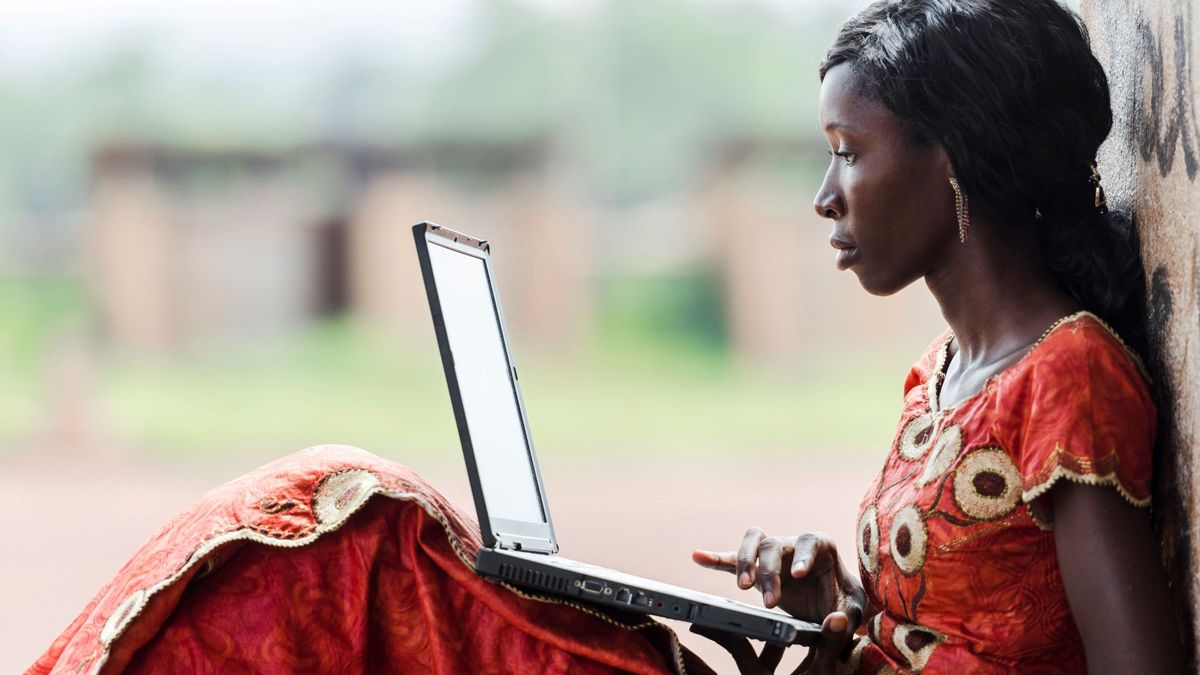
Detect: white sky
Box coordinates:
(0, 0, 485, 81)
(0, 0, 835, 82)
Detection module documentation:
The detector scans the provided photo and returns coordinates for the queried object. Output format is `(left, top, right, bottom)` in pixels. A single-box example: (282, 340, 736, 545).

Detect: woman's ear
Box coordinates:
(934, 144, 954, 182)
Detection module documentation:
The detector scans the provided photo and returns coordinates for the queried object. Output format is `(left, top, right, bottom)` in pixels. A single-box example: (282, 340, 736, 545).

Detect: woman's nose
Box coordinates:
(813, 182, 843, 220)
(811, 184, 840, 219)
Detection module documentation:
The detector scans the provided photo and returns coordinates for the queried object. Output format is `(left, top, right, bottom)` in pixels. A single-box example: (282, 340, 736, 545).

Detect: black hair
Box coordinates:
(820, 0, 1147, 356)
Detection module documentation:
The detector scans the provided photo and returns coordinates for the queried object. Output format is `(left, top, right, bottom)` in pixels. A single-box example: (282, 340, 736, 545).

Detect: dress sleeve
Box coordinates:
(1016, 320, 1155, 512)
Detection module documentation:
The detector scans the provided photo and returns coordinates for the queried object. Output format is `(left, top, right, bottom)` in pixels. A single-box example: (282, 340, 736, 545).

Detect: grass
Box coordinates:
(99, 322, 906, 460)
(1, 276, 911, 460)
(0, 277, 85, 445)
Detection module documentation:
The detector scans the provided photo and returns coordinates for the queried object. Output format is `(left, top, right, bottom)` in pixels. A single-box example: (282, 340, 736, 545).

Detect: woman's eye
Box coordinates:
(827, 149, 857, 166)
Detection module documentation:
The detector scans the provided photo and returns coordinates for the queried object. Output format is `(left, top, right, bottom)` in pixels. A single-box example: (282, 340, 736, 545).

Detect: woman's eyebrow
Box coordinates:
(823, 120, 864, 134)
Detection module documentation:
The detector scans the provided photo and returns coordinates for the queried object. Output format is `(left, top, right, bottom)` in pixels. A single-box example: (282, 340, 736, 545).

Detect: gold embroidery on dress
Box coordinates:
(889, 505, 928, 576)
(933, 513, 1022, 554)
(926, 335, 953, 413)
(256, 497, 299, 514)
(1025, 500, 1055, 531)
(953, 447, 1022, 521)
(1022, 444, 1149, 508)
(892, 622, 947, 672)
(898, 413, 938, 461)
(916, 424, 961, 487)
(99, 588, 148, 647)
(314, 469, 380, 525)
(858, 505, 881, 576)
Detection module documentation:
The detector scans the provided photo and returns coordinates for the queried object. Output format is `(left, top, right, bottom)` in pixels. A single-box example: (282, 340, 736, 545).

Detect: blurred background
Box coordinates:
(4, 0, 1084, 670)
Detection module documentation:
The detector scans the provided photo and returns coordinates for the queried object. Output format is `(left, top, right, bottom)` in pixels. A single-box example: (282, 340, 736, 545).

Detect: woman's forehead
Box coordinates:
(818, 63, 897, 137)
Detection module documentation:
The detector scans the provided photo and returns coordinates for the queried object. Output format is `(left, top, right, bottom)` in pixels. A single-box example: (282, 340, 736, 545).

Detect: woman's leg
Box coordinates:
(30, 445, 710, 675)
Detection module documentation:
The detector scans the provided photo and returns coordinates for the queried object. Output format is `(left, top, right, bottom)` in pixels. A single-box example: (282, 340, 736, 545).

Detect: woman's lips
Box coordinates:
(835, 247, 859, 270)
(830, 237, 858, 270)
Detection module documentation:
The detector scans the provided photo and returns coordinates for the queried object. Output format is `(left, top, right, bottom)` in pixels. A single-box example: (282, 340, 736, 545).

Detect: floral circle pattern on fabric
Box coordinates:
(893, 622, 947, 671)
(888, 505, 928, 575)
(898, 413, 937, 461)
(916, 423, 961, 487)
(953, 447, 1022, 521)
(858, 505, 881, 576)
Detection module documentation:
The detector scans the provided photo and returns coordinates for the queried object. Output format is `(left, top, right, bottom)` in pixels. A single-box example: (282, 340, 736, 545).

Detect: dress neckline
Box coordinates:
(926, 310, 1096, 414)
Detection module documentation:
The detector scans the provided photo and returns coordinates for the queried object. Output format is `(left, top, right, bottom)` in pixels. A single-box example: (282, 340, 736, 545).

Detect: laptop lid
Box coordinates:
(412, 222, 558, 554)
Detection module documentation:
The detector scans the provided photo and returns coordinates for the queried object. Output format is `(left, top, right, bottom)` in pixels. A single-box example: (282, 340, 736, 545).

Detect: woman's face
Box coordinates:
(814, 64, 957, 296)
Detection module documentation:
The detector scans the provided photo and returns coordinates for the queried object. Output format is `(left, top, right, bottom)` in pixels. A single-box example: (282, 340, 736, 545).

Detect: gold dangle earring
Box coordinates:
(949, 176, 970, 243)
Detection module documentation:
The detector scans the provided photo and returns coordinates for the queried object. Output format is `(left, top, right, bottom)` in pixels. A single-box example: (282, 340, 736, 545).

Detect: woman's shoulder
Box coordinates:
(1018, 310, 1151, 394)
(1005, 312, 1156, 508)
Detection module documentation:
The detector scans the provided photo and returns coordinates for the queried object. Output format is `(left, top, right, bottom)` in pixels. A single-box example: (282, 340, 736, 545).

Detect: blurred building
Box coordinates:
(89, 139, 592, 354)
(88, 134, 944, 364)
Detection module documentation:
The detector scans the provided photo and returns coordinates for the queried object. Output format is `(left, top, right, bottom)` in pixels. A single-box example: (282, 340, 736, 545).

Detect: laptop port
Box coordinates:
(633, 593, 653, 607)
(616, 588, 633, 604)
(580, 580, 605, 594)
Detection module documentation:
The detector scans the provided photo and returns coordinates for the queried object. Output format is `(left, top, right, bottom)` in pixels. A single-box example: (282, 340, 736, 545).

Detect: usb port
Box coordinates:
(581, 580, 605, 594)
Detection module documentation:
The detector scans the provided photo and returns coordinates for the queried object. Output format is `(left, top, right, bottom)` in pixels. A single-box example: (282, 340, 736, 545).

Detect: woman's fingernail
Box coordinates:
(829, 613, 848, 633)
(739, 572, 750, 587)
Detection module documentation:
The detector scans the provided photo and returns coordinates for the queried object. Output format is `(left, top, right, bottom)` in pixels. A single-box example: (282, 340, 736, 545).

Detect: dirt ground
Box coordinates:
(2, 448, 881, 674)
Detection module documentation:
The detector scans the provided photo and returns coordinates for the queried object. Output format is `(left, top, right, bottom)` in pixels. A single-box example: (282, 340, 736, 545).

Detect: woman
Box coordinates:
(33, 1, 1185, 674)
(692, 0, 1185, 672)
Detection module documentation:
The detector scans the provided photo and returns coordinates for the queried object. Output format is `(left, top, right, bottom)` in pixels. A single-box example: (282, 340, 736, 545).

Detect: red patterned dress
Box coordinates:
(840, 312, 1154, 674)
(30, 445, 709, 675)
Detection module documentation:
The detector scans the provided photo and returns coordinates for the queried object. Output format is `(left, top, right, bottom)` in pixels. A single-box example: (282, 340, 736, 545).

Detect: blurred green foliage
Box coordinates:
(0, 278, 84, 442)
(0, 276, 905, 460)
(596, 271, 728, 360)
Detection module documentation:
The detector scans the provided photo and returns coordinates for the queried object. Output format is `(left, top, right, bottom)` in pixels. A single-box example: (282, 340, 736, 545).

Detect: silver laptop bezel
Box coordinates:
(413, 222, 558, 555)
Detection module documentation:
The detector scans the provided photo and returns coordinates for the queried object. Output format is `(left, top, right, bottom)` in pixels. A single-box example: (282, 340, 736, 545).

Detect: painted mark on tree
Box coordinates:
(1133, 9, 1199, 180)
(1147, 264, 1175, 353)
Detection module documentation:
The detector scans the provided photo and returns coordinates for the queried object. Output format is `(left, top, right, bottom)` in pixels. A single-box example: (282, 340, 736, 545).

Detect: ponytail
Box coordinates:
(1039, 207, 1148, 358)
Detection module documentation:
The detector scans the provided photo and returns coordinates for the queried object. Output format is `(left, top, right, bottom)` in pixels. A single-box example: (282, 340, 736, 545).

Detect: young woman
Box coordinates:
(692, 0, 1186, 672)
(33, 1, 1185, 674)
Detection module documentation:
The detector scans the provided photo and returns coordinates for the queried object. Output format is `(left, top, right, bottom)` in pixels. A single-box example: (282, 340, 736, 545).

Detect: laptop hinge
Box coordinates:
(495, 532, 557, 555)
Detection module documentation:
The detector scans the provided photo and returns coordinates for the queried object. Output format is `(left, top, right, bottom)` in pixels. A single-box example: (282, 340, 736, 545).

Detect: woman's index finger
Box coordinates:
(691, 549, 738, 572)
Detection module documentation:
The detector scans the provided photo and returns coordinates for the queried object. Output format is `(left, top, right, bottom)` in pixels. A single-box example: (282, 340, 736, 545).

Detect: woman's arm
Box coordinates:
(1052, 482, 1186, 674)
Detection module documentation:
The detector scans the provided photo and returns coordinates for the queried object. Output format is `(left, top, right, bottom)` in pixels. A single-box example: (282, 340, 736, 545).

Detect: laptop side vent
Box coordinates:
(496, 563, 570, 594)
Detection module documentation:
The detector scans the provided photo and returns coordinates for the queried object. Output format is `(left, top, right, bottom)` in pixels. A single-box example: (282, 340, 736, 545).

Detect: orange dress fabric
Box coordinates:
(29, 445, 710, 675)
(840, 312, 1155, 674)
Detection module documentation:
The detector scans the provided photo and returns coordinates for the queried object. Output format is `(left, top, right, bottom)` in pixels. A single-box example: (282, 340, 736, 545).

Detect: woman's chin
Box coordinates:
(852, 269, 908, 297)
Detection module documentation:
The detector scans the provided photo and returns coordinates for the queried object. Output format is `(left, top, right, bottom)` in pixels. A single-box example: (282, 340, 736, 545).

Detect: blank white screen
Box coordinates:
(427, 242, 545, 524)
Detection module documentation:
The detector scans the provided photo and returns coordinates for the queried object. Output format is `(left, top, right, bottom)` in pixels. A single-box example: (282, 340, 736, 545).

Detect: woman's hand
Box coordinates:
(691, 529, 867, 674)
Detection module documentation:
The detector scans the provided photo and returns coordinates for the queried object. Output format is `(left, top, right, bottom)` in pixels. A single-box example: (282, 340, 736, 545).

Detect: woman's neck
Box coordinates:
(925, 217, 1079, 367)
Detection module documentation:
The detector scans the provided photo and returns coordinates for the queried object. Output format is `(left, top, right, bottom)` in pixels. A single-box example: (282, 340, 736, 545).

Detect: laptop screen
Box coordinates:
(426, 240, 547, 525)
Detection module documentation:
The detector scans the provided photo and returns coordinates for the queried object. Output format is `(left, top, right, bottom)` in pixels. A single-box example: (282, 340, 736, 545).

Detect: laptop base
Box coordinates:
(476, 548, 819, 645)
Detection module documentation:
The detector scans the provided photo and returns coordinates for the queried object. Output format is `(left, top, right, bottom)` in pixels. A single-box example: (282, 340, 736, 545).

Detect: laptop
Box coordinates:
(412, 221, 819, 645)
